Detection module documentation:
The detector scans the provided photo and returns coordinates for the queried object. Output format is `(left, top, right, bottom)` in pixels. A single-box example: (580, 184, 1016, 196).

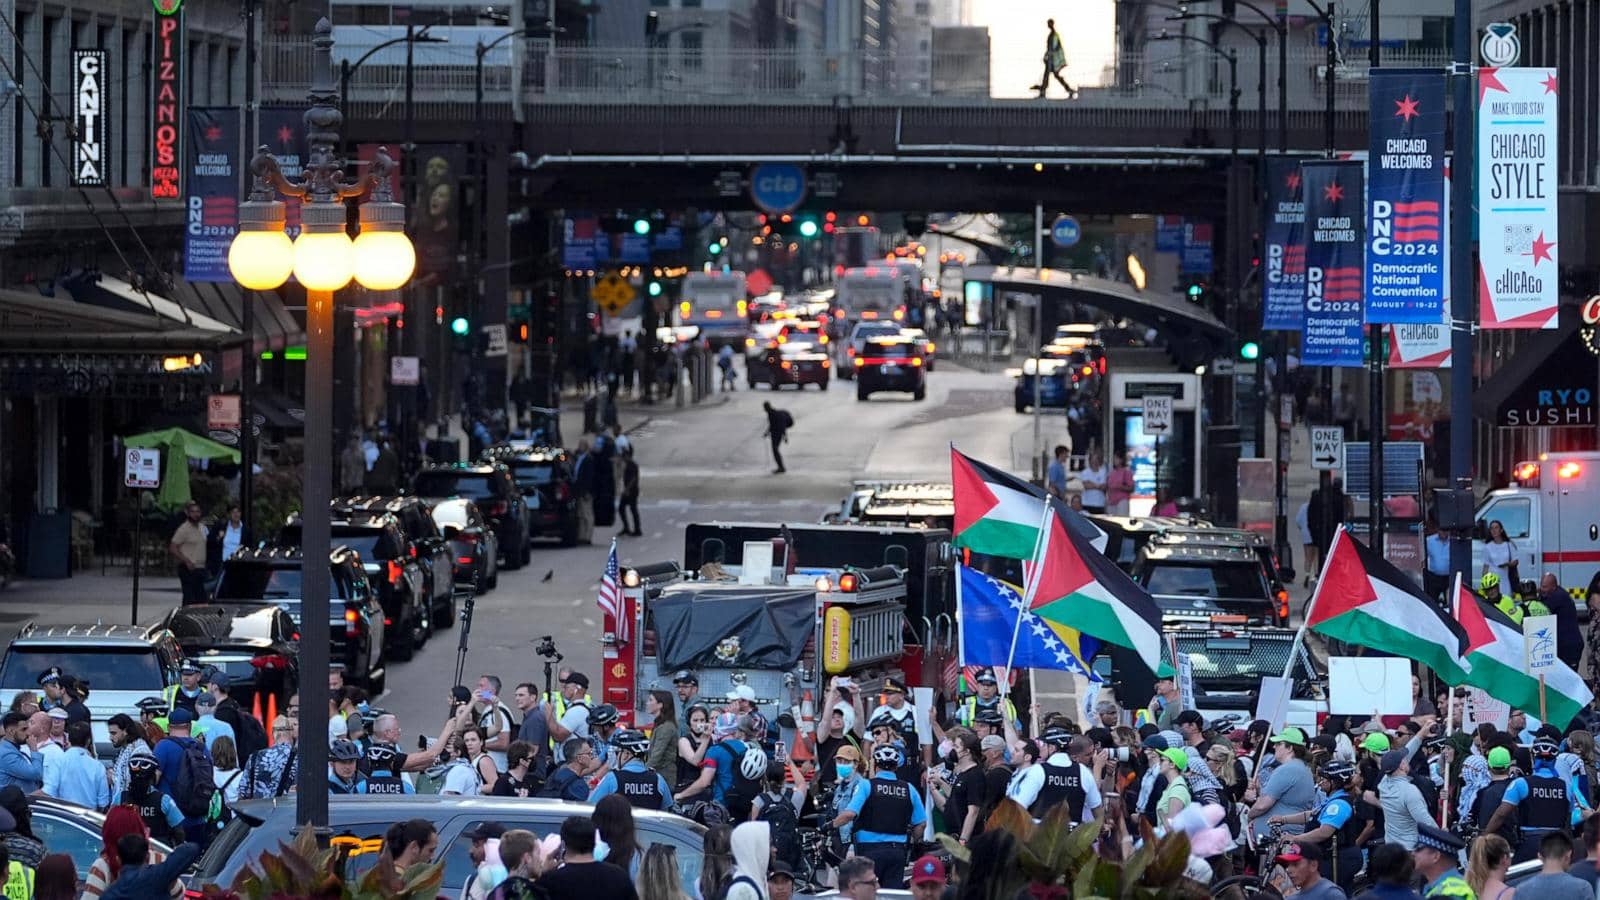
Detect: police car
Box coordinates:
(853, 334, 927, 402)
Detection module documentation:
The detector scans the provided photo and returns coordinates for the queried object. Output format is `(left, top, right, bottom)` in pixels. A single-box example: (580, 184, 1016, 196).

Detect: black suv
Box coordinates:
(854, 333, 926, 401)
(481, 444, 579, 546)
(278, 513, 429, 661)
(411, 463, 531, 567)
(335, 496, 458, 633)
(1133, 541, 1286, 627)
(211, 546, 388, 692)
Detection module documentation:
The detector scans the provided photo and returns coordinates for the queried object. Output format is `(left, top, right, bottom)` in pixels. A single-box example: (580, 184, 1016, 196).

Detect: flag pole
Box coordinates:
(1440, 576, 1459, 829)
(1002, 501, 1056, 707)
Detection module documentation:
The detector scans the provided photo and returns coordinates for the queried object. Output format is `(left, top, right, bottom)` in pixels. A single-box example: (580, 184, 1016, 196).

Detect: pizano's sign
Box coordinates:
(149, 8, 184, 199)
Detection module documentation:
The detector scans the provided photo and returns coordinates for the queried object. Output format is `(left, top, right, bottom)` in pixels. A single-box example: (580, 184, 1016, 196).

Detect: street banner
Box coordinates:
(182, 107, 240, 283)
(258, 107, 307, 236)
(1478, 67, 1559, 329)
(1385, 161, 1453, 368)
(1179, 221, 1213, 274)
(1300, 161, 1366, 367)
(412, 145, 464, 278)
(1262, 157, 1307, 330)
(1154, 215, 1184, 253)
(1365, 69, 1447, 323)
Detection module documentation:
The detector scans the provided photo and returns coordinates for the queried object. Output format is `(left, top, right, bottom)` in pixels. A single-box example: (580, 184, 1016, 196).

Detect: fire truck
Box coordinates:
(600, 523, 956, 737)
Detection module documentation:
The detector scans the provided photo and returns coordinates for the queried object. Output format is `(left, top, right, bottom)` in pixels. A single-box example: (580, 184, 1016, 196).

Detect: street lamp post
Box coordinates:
(228, 18, 415, 832)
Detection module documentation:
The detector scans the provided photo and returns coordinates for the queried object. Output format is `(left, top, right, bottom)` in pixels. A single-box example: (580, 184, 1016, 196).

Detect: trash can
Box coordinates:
(26, 509, 71, 579)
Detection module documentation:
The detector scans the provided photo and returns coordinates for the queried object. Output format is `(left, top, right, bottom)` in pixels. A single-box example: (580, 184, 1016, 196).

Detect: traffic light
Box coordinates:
(1185, 281, 1206, 302)
(632, 218, 651, 236)
(1239, 340, 1261, 361)
(708, 241, 722, 256)
(798, 217, 819, 239)
(450, 316, 470, 336)
(648, 280, 663, 297)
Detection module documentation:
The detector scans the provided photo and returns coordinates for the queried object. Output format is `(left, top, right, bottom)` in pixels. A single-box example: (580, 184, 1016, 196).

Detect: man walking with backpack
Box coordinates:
(753, 759, 806, 875)
(153, 708, 215, 845)
(762, 401, 794, 474)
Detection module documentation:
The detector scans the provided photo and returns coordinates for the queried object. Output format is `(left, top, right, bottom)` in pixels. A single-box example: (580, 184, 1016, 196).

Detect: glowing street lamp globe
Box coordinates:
(352, 194, 415, 291)
(292, 203, 355, 292)
(229, 195, 294, 291)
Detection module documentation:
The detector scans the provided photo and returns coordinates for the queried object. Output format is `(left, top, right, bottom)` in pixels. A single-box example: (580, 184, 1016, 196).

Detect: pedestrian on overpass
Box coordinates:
(1030, 19, 1077, 100)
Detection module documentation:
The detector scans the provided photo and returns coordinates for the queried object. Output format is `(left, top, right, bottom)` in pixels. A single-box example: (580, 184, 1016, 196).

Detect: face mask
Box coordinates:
(836, 763, 856, 780)
(937, 739, 953, 758)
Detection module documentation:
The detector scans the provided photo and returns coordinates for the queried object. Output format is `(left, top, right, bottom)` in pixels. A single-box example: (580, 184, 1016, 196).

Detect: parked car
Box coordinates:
(430, 498, 499, 592)
(335, 495, 457, 634)
(478, 447, 578, 546)
(157, 604, 299, 706)
(29, 796, 174, 883)
(188, 796, 707, 894)
(0, 623, 182, 758)
(278, 512, 429, 661)
(411, 463, 531, 568)
(213, 547, 387, 693)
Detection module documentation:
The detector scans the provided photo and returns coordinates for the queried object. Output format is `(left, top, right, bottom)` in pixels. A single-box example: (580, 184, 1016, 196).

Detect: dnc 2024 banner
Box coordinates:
(1365, 69, 1446, 324)
(1262, 157, 1306, 331)
(1478, 67, 1559, 329)
(1300, 161, 1366, 367)
(182, 107, 239, 283)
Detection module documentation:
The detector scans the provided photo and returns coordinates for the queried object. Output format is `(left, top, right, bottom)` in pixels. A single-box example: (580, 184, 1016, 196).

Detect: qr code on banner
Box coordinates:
(1503, 224, 1534, 254)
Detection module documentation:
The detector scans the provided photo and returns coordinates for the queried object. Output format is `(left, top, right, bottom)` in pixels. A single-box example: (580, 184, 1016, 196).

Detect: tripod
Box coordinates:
(452, 575, 479, 690)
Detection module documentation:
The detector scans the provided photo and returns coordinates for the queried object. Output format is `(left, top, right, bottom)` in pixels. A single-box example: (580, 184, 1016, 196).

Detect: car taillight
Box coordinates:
(251, 654, 290, 670)
(384, 617, 394, 626)
(460, 532, 478, 543)
(893, 308, 905, 320)
(555, 483, 572, 502)
(458, 556, 475, 565)
(487, 501, 508, 516)
(780, 361, 791, 370)
(821, 360, 830, 369)
(386, 560, 403, 586)
(345, 608, 360, 637)
(1277, 589, 1290, 621)
(911, 357, 923, 367)
(409, 545, 418, 558)
(847, 347, 856, 356)
(185, 891, 206, 900)
(854, 358, 864, 367)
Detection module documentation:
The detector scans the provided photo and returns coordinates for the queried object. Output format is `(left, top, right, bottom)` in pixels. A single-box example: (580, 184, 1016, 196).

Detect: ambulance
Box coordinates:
(1472, 451, 1600, 596)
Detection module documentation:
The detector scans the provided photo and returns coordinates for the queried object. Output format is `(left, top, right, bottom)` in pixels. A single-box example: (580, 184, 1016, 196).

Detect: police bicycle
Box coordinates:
(1212, 822, 1296, 900)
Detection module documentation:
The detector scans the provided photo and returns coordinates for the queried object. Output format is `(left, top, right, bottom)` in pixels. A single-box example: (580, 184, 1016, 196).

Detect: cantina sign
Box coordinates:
(72, 50, 107, 186)
(149, 6, 184, 199)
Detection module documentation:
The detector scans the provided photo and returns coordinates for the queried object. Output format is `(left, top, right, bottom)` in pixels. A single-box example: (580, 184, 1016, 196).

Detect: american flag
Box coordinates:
(597, 539, 627, 642)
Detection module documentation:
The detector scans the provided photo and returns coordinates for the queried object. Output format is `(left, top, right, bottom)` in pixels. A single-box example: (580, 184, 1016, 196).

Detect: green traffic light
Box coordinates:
(648, 281, 662, 297)
(632, 218, 651, 236)
(708, 242, 722, 255)
(450, 317, 470, 336)
(798, 220, 819, 238)
(1187, 283, 1203, 299)
(1240, 341, 1260, 361)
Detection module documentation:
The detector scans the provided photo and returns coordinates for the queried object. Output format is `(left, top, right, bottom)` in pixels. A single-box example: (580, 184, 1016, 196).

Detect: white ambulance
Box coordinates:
(1472, 452, 1600, 596)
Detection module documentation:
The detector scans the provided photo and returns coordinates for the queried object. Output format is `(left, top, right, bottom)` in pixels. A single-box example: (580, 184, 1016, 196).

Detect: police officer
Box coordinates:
(328, 740, 368, 795)
(828, 743, 927, 890)
(123, 754, 183, 844)
(867, 710, 922, 788)
(865, 678, 920, 756)
(164, 660, 208, 719)
(587, 703, 620, 774)
(544, 671, 593, 756)
(1486, 735, 1580, 862)
(588, 729, 672, 810)
(362, 743, 414, 795)
(1412, 823, 1471, 900)
(1273, 760, 1365, 893)
(136, 697, 170, 741)
(956, 668, 1019, 730)
(1008, 727, 1101, 823)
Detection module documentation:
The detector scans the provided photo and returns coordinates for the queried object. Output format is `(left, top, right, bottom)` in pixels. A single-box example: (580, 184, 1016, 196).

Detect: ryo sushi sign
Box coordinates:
(149, 0, 184, 200)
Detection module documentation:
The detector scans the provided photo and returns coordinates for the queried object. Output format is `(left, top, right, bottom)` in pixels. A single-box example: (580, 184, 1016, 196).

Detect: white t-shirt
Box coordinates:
(554, 706, 590, 762)
(1484, 540, 1517, 574)
(478, 704, 513, 770)
(1080, 466, 1109, 508)
(441, 759, 482, 796)
(214, 766, 243, 804)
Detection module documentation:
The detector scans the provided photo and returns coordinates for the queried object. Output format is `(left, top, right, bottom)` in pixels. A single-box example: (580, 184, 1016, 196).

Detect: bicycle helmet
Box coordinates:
(1320, 759, 1355, 782)
(867, 711, 898, 733)
(1533, 736, 1560, 758)
(872, 743, 905, 769)
(1040, 725, 1073, 748)
(613, 728, 650, 754)
(136, 696, 169, 716)
(128, 754, 159, 774)
(365, 742, 399, 769)
(589, 704, 620, 728)
(1480, 571, 1501, 591)
(739, 744, 770, 780)
(330, 739, 361, 762)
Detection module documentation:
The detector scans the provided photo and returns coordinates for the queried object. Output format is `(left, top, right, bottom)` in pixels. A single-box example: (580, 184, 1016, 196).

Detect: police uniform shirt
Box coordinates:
(846, 772, 928, 843)
(363, 770, 414, 795)
(589, 760, 672, 810)
(1007, 752, 1103, 823)
(867, 703, 920, 749)
(328, 775, 368, 794)
(958, 694, 1019, 729)
(1503, 761, 1576, 829)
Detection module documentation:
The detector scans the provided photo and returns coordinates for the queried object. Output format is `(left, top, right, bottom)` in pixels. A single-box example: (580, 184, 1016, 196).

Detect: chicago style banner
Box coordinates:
(1478, 67, 1559, 329)
(1365, 69, 1446, 324)
(1301, 161, 1366, 367)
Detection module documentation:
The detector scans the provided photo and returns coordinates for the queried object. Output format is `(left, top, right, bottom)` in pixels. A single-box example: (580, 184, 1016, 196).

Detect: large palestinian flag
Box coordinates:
(950, 448, 1104, 560)
(1307, 526, 1473, 685)
(1026, 503, 1164, 674)
(1453, 574, 1594, 729)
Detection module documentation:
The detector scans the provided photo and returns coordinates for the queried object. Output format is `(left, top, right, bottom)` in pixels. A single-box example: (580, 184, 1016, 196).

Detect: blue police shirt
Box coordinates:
(589, 760, 673, 810)
(1502, 761, 1578, 823)
(1318, 790, 1353, 830)
(846, 772, 928, 844)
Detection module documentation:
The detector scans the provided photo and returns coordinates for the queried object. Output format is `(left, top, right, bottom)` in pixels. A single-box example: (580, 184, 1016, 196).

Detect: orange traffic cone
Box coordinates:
(800, 690, 816, 738)
(266, 693, 279, 746)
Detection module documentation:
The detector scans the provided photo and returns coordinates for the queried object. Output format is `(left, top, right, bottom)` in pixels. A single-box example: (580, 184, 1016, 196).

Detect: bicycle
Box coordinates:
(1212, 823, 1295, 900)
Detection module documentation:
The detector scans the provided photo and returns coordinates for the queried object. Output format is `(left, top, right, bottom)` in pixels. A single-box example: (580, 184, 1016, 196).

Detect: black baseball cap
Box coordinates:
(1174, 710, 1205, 729)
(564, 672, 590, 689)
(464, 822, 507, 841)
(672, 670, 698, 686)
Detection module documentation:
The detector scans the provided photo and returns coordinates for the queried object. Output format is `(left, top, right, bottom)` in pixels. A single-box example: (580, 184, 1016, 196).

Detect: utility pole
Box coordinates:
(1032, 202, 1044, 481)
(1446, 0, 1473, 577)
(1318, 1, 1337, 558)
(238, 0, 258, 540)
(1367, 0, 1385, 544)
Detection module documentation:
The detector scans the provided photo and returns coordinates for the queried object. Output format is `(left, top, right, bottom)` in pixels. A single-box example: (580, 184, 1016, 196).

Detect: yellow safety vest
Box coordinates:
(956, 696, 1018, 728)
(1425, 871, 1475, 900)
(1, 861, 33, 900)
(544, 692, 593, 749)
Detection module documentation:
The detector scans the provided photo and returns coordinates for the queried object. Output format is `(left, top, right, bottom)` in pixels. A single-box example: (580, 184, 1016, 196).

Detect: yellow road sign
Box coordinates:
(593, 272, 636, 315)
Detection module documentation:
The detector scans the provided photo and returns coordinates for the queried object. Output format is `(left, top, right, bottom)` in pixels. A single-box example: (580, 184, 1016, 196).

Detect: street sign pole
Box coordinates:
(1368, 0, 1386, 547)
(131, 512, 141, 625)
(1447, 0, 1474, 579)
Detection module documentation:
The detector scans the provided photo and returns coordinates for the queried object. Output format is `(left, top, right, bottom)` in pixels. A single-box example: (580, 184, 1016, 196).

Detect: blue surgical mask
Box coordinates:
(836, 763, 856, 780)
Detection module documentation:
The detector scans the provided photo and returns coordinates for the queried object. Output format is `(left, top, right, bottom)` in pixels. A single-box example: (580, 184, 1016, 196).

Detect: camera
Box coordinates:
(536, 635, 562, 660)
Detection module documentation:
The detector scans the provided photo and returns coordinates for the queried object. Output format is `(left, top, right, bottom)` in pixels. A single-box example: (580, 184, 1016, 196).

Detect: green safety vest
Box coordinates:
(1425, 871, 1475, 900)
(956, 696, 1018, 728)
(1, 861, 33, 900)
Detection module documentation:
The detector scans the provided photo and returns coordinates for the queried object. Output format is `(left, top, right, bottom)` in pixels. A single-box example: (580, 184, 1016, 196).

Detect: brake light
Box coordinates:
(345, 608, 360, 637)
(487, 501, 508, 517)
(1081, 365, 1093, 376)
(781, 361, 791, 370)
(854, 358, 864, 367)
(911, 357, 923, 367)
(926, 342, 935, 352)
(838, 573, 858, 592)
(1097, 357, 1107, 375)
(1276, 590, 1290, 621)
(834, 307, 845, 319)
(384, 617, 393, 626)
(458, 556, 475, 565)
(821, 360, 830, 369)
(386, 560, 403, 586)
(893, 308, 905, 320)
(251, 654, 290, 670)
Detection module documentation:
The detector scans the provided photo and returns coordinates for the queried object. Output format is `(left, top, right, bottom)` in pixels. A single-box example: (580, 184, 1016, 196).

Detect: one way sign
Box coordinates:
(1310, 426, 1344, 471)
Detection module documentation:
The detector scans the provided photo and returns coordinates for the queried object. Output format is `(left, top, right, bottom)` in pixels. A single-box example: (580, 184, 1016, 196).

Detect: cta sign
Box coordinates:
(72, 50, 107, 187)
(150, 8, 185, 199)
(748, 163, 806, 215)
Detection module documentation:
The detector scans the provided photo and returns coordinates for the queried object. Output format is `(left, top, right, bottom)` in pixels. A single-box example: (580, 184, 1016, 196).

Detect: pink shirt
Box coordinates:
(1107, 467, 1134, 505)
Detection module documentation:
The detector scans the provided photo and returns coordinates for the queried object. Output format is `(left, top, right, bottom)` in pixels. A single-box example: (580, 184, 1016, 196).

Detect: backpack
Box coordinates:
(537, 767, 579, 799)
(720, 742, 764, 820)
(209, 770, 243, 825)
(168, 737, 217, 819)
(777, 410, 794, 430)
(713, 872, 763, 900)
(231, 707, 268, 762)
(757, 789, 802, 868)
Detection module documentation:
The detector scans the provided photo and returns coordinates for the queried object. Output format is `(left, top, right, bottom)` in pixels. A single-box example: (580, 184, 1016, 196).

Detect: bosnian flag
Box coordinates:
(1453, 574, 1594, 729)
(1025, 504, 1163, 674)
(1307, 526, 1472, 685)
(950, 448, 1104, 560)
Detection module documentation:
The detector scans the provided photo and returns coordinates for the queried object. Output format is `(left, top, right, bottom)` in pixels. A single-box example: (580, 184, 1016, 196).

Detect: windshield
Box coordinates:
(432, 502, 474, 528)
(1167, 634, 1314, 683)
(509, 462, 556, 489)
(0, 647, 162, 691)
(1144, 562, 1268, 599)
(168, 607, 278, 642)
(412, 472, 497, 500)
(278, 525, 398, 560)
(216, 565, 344, 601)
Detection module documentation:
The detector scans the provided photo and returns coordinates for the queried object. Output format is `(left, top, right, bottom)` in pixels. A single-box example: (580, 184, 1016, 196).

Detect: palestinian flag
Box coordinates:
(1453, 574, 1594, 729)
(951, 448, 1104, 560)
(1026, 503, 1164, 674)
(1307, 526, 1473, 685)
